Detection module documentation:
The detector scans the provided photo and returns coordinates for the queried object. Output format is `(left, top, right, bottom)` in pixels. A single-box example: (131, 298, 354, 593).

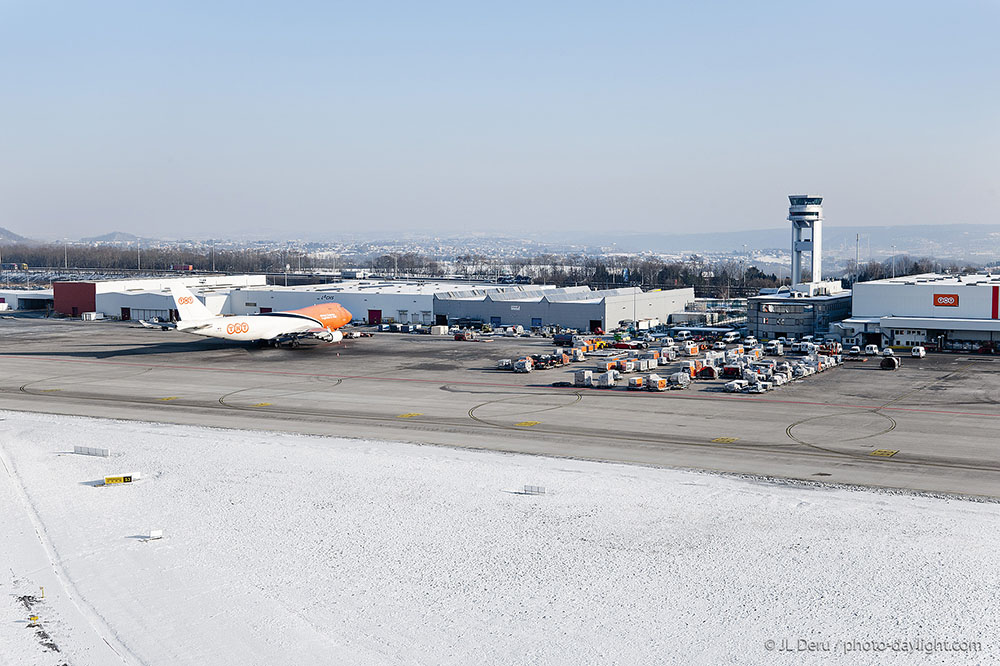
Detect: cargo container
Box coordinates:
(574, 370, 594, 387)
(880, 356, 901, 370)
(667, 372, 690, 388)
(627, 376, 645, 390)
(597, 371, 618, 388)
(616, 359, 636, 373)
(697, 365, 719, 379)
(646, 374, 668, 391)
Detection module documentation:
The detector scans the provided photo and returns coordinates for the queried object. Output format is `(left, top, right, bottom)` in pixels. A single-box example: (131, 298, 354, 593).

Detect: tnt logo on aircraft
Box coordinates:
(933, 294, 959, 307)
(177, 296, 194, 305)
(226, 322, 250, 334)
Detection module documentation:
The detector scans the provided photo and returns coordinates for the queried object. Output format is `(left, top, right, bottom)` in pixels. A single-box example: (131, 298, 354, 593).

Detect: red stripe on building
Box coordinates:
(993, 285, 999, 319)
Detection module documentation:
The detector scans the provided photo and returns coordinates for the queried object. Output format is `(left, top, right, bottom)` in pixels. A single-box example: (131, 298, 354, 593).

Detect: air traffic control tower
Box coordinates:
(788, 194, 823, 284)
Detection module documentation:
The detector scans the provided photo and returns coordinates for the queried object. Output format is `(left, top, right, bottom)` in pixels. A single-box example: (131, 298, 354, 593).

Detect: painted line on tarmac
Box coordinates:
(4, 354, 999, 419)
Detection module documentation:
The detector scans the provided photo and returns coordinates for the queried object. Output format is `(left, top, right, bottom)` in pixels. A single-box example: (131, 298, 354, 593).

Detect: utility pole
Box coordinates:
(64, 242, 68, 269)
(891, 245, 896, 278)
(212, 242, 216, 272)
(855, 233, 859, 286)
(137, 245, 141, 271)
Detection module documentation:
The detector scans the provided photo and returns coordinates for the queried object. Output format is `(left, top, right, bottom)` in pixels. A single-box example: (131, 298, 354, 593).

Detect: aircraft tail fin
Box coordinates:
(168, 285, 214, 321)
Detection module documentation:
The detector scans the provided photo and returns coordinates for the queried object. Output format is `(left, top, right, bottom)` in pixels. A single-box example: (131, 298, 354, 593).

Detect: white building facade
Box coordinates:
(835, 273, 1000, 350)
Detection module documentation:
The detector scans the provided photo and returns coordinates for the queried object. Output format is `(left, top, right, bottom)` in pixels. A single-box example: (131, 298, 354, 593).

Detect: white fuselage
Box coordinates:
(177, 315, 319, 342)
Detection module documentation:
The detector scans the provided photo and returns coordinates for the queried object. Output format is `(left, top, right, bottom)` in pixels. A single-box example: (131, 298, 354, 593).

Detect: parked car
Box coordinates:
(713, 341, 727, 350)
(744, 336, 758, 346)
(848, 346, 862, 355)
(911, 346, 926, 358)
(864, 344, 880, 355)
(881, 347, 895, 357)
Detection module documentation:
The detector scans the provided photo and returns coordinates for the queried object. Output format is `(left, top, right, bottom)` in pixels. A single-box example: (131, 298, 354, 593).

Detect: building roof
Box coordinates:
(860, 272, 1000, 287)
(237, 279, 487, 296)
(749, 290, 852, 302)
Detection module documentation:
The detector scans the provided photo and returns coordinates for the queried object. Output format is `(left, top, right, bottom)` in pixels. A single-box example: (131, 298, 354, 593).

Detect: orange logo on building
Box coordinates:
(178, 296, 194, 305)
(933, 294, 959, 307)
(226, 322, 250, 334)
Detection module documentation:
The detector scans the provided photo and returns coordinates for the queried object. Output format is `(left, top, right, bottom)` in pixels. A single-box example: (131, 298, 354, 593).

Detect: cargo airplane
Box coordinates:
(165, 286, 352, 346)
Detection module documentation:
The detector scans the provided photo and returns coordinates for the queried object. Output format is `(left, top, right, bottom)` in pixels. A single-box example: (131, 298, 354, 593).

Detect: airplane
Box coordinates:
(165, 285, 352, 347)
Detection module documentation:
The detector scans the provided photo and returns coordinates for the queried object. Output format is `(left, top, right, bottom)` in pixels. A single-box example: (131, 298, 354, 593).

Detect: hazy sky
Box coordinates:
(1, 1, 997, 240)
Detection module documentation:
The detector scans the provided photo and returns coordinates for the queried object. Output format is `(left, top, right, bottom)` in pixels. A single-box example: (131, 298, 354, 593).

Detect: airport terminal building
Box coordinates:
(747, 281, 852, 340)
(835, 273, 1000, 351)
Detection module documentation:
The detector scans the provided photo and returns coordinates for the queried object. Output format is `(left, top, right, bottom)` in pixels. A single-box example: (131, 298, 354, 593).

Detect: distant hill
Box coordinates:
(80, 231, 154, 244)
(0, 226, 29, 243)
(578, 224, 1000, 260)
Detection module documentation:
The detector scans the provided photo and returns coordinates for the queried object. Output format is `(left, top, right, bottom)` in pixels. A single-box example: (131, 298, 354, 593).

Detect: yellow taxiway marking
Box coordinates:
(251, 402, 272, 407)
(870, 449, 899, 457)
(711, 437, 739, 443)
(158, 396, 179, 401)
(514, 421, 541, 427)
(397, 413, 422, 418)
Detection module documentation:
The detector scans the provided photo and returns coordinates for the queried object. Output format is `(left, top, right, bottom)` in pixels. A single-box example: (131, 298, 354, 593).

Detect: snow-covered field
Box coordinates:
(1, 411, 997, 666)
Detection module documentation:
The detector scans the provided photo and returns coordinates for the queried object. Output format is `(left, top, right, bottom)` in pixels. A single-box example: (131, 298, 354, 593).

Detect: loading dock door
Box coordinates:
(589, 319, 602, 332)
(120, 307, 131, 321)
(435, 314, 448, 326)
(368, 309, 382, 325)
(490, 316, 502, 327)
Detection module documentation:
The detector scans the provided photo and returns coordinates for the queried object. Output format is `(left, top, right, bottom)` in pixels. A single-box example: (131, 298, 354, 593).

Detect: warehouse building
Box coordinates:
(53, 275, 266, 319)
(433, 286, 694, 331)
(227, 280, 495, 324)
(0, 288, 53, 311)
(834, 273, 1000, 351)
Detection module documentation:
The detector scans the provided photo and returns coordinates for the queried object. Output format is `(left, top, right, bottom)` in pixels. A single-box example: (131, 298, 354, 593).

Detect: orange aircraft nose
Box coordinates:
(337, 305, 352, 328)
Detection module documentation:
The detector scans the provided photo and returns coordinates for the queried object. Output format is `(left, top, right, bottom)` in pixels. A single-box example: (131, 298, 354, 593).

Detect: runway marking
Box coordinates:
(39, 388, 62, 392)
(397, 413, 422, 418)
(158, 396, 179, 401)
(711, 437, 739, 443)
(251, 402, 272, 407)
(514, 421, 541, 427)
(5, 354, 1000, 419)
(870, 449, 899, 457)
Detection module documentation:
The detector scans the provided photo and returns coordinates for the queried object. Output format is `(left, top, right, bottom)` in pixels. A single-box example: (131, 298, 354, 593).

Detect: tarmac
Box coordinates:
(2, 316, 1000, 498)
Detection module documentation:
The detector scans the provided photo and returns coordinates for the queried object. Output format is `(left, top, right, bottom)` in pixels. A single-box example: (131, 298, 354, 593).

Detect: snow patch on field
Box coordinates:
(0, 410, 997, 665)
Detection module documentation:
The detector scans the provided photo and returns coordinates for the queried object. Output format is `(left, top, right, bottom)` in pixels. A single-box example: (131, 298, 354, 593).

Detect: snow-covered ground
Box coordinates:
(1, 411, 997, 666)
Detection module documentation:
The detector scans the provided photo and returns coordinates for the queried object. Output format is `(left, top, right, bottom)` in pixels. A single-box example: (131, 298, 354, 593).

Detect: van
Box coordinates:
(675, 330, 692, 341)
(864, 344, 879, 356)
(722, 331, 740, 343)
(911, 346, 926, 358)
